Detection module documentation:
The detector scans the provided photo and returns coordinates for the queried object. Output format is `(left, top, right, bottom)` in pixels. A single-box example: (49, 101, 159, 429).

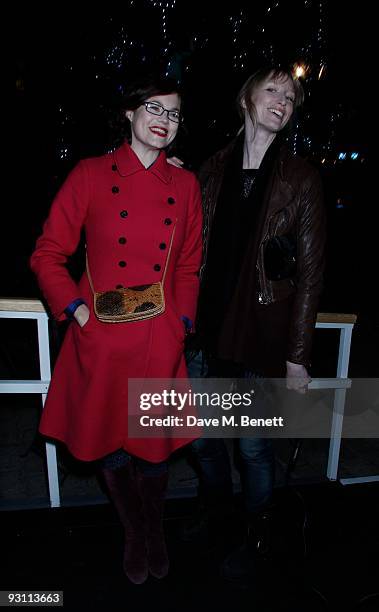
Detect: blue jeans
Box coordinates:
(187, 350, 274, 514)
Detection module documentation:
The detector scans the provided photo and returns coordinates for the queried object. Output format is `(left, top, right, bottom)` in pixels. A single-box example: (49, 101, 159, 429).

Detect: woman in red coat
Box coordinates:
(30, 75, 203, 584)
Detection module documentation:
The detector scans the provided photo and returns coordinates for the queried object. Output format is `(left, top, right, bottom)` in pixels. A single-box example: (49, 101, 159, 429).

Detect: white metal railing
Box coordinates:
(315, 313, 356, 481)
(316, 313, 378, 485)
(0, 298, 60, 507)
(0, 301, 375, 509)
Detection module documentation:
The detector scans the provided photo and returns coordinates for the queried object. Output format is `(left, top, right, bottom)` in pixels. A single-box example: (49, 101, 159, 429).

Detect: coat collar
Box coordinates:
(204, 135, 290, 183)
(112, 142, 173, 184)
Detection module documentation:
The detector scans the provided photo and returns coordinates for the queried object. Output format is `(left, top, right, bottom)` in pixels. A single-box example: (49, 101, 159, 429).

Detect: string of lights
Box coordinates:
(49, 0, 362, 167)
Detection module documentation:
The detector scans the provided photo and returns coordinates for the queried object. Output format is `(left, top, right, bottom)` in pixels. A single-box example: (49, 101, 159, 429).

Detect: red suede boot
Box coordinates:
(137, 470, 169, 579)
(100, 462, 148, 584)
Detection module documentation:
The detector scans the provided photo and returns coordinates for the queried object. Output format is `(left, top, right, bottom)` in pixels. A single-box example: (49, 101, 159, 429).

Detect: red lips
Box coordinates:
(149, 126, 168, 137)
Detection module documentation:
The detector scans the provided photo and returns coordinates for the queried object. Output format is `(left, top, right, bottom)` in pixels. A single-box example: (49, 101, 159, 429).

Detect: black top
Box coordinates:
(198, 140, 261, 353)
(197, 135, 283, 361)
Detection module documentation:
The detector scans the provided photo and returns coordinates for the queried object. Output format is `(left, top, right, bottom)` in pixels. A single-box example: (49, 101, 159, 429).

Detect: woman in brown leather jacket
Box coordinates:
(187, 65, 326, 583)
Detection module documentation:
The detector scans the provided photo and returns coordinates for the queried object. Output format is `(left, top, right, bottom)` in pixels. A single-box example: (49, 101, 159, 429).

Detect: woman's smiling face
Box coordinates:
(126, 93, 181, 152)
(247, 72, 295, 134)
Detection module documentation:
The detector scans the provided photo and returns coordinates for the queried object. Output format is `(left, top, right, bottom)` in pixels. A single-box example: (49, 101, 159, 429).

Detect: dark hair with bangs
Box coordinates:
(123, 74, 182, 112)
(109, 74, 182, 149)
(237, 66, 304, 132)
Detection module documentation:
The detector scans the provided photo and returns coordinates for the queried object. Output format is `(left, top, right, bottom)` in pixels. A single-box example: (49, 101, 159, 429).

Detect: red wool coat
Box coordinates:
(31, 143, 203, 463)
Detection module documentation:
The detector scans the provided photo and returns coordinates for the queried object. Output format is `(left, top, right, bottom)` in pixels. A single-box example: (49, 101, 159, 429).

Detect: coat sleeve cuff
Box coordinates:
(64, 298, 87, 320)
(181, 315, 194, 333)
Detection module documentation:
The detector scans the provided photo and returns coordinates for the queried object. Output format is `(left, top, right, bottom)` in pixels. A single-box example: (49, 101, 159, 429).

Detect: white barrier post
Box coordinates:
(316, 313, 355, 481)
(0, 299, 60, 507)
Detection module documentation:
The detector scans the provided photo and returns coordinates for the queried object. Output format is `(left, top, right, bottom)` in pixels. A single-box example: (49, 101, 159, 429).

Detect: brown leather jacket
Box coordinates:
(197, 139, 326, 366)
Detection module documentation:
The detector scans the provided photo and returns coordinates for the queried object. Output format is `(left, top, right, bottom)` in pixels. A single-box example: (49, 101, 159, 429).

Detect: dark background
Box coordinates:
(11, 1, 375, 373)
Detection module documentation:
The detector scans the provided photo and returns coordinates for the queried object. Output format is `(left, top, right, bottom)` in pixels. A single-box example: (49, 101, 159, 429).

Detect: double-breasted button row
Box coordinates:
(112, 179, 174, 205)
(164, 218, 172, 225)
(118, 261, 127, 268)
(119, 237, 127, 244)
(120, 210, 128, 218)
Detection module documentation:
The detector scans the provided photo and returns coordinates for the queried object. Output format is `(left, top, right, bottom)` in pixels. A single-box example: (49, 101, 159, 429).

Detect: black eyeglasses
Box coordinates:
(143, 101, 182, 124)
